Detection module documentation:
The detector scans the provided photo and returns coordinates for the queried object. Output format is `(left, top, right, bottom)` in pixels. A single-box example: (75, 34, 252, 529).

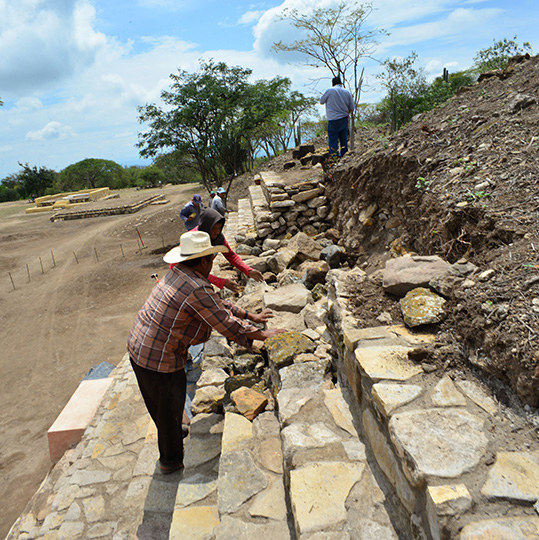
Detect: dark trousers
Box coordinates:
(327, 116, 349, 156)
(130, 359, 186, 466)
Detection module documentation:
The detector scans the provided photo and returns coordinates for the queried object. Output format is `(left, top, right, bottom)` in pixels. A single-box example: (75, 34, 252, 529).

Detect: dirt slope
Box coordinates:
(325, 54, 538, 406)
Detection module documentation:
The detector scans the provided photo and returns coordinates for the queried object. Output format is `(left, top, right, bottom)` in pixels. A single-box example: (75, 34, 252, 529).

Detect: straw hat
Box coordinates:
(163, 231, 227, 264)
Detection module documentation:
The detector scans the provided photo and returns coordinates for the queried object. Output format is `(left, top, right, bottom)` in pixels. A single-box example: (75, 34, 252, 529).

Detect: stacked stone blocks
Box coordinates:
(249, 171, 333, 239)
(325, 269, 539, 539)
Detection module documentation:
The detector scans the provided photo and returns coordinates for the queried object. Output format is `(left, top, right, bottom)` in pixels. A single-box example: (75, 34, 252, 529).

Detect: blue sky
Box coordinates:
(0, 0, 537, 180)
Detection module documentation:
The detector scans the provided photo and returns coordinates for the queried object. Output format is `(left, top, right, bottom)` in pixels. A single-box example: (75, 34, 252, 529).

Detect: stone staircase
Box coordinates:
(8, 172, 539, 539)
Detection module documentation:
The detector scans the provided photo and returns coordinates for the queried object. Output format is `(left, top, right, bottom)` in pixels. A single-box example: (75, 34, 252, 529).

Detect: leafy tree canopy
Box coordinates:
(57, 158, 126, 191)
(138, 60, 311, 190)
(474, 36, 532, 73)
(0, 163, 56, 200)
(376, 52, 427, 131)
(137, 165, 166, 188)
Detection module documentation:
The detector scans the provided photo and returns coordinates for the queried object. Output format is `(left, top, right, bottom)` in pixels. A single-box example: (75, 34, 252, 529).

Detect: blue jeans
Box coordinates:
(327, 117, 349, 157)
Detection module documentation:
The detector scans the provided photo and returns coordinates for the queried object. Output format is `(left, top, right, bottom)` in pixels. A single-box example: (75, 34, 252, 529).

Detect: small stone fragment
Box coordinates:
(372, 383, 422, 417)
(431, 376, 467, 407)
(230, 387, 268, 421)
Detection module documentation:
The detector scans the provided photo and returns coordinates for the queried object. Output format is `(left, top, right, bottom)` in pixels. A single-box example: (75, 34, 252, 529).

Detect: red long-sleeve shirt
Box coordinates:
(170, 235, 253, 289)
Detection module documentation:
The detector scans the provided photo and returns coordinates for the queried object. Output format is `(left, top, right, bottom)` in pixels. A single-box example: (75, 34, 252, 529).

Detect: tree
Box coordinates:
(416, 70, 474, 113)
(4, 163, 56, 199)
(376, 52, 427, 132)
(273, 1, 386, 149)
(474, 36, 532, 73)
(138, 61, 252, 190)
(57, 158, 125, 191)
(137, 166, 166, 188)
(153, 151, 201, 184)
(138, 60, 310, 191)
(248, 80, 317, 159)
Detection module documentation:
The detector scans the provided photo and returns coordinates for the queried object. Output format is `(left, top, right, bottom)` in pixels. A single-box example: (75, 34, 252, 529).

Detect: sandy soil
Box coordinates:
(0, 184, 200, 537)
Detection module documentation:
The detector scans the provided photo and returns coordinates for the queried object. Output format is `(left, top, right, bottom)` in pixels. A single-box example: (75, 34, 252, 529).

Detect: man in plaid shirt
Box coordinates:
(127, 231, 284, 473)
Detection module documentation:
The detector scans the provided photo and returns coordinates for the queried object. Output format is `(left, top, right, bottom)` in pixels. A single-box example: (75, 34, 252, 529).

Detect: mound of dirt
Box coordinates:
(324, 54, 538, 407)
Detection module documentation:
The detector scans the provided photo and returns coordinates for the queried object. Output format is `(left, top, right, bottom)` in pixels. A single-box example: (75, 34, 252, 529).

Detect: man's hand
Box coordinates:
(248, 269, 264, 282)
(261, 328, 287, 340)
(249, 308, 274, 324)
(224, 278, 240, 293)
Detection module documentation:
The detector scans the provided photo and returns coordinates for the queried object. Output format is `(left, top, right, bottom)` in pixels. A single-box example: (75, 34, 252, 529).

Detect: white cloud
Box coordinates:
(0, 0, 117, 94)
(15, 97, 43, 112)
(238, 10, 264, 25)
(381, 6, 503, 50)
(25, 121, 76, 141)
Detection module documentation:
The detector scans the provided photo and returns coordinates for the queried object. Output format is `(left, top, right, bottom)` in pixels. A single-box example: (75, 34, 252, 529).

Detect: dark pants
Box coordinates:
(327, 116, 349, 157)
(130, 359, 186, 466)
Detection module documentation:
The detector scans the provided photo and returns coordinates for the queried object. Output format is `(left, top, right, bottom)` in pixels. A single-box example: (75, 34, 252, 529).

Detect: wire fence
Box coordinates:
(5, 228, 179, 293)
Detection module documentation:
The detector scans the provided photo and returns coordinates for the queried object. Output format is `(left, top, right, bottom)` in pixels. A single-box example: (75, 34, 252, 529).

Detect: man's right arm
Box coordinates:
(187, 286, 284, 347)
(320, 89, 330, 105)
(179, 204, 190, 222)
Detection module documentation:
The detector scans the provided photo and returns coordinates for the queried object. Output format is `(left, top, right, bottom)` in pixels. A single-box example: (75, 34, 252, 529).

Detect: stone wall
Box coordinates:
(250, 172, 334, 240)
(49, 194, 165, 222)
(325, 268, 539, 539)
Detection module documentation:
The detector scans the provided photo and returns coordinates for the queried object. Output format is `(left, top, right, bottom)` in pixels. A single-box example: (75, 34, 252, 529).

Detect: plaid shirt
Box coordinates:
(127, 264, 257, 373)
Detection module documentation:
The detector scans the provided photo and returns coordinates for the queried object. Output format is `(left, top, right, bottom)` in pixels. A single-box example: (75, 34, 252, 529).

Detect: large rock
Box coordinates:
(282, 422, 341, 456)
(301, 302, 326, 329)
(301, 260, 330, 289)
(191, 386, 226, 414)
(389, 408, 488, 486)
(196, 368, 228, 388)
(242, 255, 270, 274)
(234, 282, 267, 313)
(267, 250, 295, 274)
(320, 244, 345, 268)
(383, 255, 451, 296)
(279, 361, 326, 390)
(481, 451, 539, 503)
(217, 451, 268, 514)
(264, 283, 311, 313)
(230, 387, 268, 421)
(399, 287, 446, 327)
(214, 516, 290, 539)
(265, 331, 316, 369)
(289, 462, 364, 535)
(459, 517, 539, 539)
(270, 310, 306, 332)
(292, 187, 322, 203)
(372, 383, 423, 418)
(286, 232, 322, 263)
(221, 412, 253, 452)
(204, 339, 234, 358)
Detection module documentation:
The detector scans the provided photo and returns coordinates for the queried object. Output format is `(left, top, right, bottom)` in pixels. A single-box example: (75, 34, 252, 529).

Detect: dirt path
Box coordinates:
(0, 184, 200, 537)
